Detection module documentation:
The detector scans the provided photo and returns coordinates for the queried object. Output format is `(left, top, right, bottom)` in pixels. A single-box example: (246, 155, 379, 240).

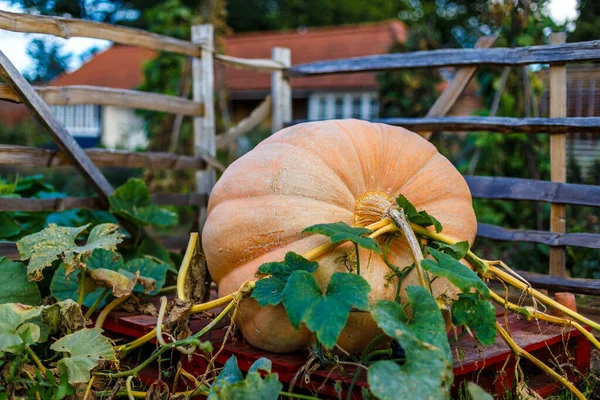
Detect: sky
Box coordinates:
(0, 0, 581, 74)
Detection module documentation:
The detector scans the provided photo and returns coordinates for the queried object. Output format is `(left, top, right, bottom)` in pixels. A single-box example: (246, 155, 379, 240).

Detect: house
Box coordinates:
(1, 20, 480, 149)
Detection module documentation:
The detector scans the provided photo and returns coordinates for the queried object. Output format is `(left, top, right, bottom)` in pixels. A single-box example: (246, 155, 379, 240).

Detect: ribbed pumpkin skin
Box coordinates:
(203, 119, 477, 353)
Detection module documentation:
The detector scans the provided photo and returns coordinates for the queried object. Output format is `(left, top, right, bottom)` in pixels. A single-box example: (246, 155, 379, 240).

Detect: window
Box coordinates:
(50, 105, 102, 138)
(308, 92, 378, 121)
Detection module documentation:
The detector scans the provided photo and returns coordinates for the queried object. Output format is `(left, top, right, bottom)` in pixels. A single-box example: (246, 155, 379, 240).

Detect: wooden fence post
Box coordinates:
(549, 32, 567, 277)
(192, 24, 215, 229)
(271, 47, 291, 133)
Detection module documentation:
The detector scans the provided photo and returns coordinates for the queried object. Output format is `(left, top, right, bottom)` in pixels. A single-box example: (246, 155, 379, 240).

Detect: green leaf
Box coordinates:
(54, 372, 75, 399)
(0, 303, 43, 353)
(41, 300, 86, 337)
(50, 265, 108, 309)
(368, 286, 453, 400)
(430, 240, 470, 260)
(251, 252, 318, 306)
(421, 248, 489, 299)
(282, 271, 371, 349)
(0, 257, 41, 305)
(0, 213, 21, 239)
(109, 178, 178, 227)
(248, 357, 272, 373)
(207, 355, 244, 400)
(122, 258, 168, 295)
(467, 382, 493, 400)
(50, 328, 115, 384)
(219, 372, 282, 400)
(137, 235, 172, 265)
(303, 221, 381, 253)
(17, 223, 123, 281)
(396, 194, 442, 233)
(451, 294, 497, 346)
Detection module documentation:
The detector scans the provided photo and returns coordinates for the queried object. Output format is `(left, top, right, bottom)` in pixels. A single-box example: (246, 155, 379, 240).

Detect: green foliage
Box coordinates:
(109, 178, 178, 227)
(28, 370, 74, 400)
(467, 382, 494, 400)
(421, 248, 489, 299)
(50, 265, 107, 308)
(17, 223, 123, 280)
(451, 294, 497, 346)
(368, 286, 453, 400)
(50, 328, 115, 384)
(251, 252, 318, 306)
(303, 221, 381, 253)
(208, 356, 282, 400)
(430, 240, 470, 260)
(396, 194, 443, 233)
(282, 271, 370, 349)
(0, 303, 43, 354)
(0, 258, 41, 305)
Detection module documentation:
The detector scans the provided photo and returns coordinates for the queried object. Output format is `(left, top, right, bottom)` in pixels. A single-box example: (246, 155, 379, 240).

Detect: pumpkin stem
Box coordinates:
(388, 208, 432, 293)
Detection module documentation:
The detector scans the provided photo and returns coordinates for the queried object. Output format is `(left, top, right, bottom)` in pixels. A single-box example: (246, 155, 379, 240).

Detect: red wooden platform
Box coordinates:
(99, 301, 590, 399)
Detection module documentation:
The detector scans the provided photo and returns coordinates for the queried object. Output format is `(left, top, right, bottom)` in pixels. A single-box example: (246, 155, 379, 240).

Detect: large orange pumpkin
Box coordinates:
(202, 119, 477, 353)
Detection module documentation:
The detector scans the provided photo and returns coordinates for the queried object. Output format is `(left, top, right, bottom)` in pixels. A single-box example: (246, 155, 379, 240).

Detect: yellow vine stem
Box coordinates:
(126, 376, 135, 400)
(83, 376, 95, 400)
(177, 233, 199, 301)
(489, 290, 600, 352)
(22, 369, 42, 400)
(302, 219, 394, 261)
(95, 295, 131, 329)
(490, 266, 600, 333)
(495, 321, 585, 400)
(157, 296, 196, 355)
(25, 345, 47, 375)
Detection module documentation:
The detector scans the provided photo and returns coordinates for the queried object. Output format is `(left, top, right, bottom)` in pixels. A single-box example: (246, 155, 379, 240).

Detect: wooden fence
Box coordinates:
(0, 12, 286, 255)
(283, 34, 600, 295)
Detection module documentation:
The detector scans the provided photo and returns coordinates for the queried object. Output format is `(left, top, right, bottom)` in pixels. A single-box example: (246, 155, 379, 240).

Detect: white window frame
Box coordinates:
(308, 92, 379, 121)
(50, 104, 102, 138)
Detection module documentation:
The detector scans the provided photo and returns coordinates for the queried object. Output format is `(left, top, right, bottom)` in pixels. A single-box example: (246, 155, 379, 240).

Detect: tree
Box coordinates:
(23, 38, 72, 82)
(568, 0, 599, 42)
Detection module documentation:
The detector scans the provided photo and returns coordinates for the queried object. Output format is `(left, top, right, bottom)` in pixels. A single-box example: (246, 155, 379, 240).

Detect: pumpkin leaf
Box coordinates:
(109, 178, 178, 227)
(252, 252, 318, 307)
(368, 286, 453, 400)
(208, 355, 282, 400)
(50, 265, 108, 308)
(421, 248, 489, 299)
(121, 257, 169, 295)
(17, 223, 123, 281)
(451, 294, 497, 346)
(0, 213, 22, 239)
(0, 257, 41, 305)
(430, 240, 470, 261)
(88, 268, 140, 297)
(50, 328, 115, 384)
(41, 299, 86, 337)
(467, 382, 494, 400)
(303, 221, 381, 254)
(0, 303, 43, 353)
(396, 194, 442, 233)
(282, 271, 371, 349)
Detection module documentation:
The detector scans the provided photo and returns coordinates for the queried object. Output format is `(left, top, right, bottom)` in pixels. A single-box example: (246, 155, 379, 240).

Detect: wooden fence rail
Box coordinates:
(289, 40, 600, 76)
(465, 176, 600, 207)
(0, 145, 215, 170)
(291, 116, 600, 133)
(0, 84, 204, 116)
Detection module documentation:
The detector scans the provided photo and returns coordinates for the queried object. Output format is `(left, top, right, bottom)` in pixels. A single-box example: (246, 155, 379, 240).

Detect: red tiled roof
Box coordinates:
(222, 20, 406, 92)
(51, 45, 157, 88)
(51, 20, 405, 92)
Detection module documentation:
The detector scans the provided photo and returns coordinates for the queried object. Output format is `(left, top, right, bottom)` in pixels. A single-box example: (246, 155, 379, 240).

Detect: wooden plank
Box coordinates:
(465, 176, 600, 207)
(516, 271, 600, 296)
(216, 96, 271, 149)
(289, 39, 600, 76)
(290, 116, 600, 133)
(476, 223, 600, 249)
(271, 47, 292, 133)
(420, 36, 498, 139)
(0, 193, 206, 212)
(0, 84, 204, 116)
(549, 32, 567, 278)
(0, 49, 113, 208)
(0, 10, 201, 57)
(0, 145, 210, 170)
(192, 25, 216, 230)
(214, 54, 285, 72)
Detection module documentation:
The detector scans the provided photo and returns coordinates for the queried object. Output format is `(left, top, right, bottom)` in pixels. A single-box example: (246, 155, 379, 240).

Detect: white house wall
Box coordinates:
(101, 106, 148, 150)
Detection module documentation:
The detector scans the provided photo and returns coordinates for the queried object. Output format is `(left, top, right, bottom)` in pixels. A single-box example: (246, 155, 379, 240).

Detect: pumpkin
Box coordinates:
(202, 119, 477, 353)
